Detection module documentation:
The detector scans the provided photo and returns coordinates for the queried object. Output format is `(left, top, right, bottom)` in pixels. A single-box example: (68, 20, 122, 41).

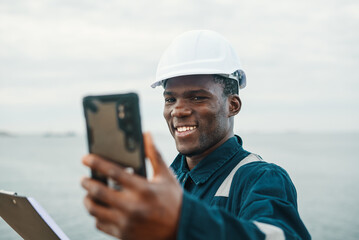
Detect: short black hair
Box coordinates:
(213, 75, 239, 96)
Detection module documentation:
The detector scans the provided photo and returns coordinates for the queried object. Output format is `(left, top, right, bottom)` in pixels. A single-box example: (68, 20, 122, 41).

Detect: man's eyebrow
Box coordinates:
(185, 89, 211, 95)
(163, 91, 173, 96)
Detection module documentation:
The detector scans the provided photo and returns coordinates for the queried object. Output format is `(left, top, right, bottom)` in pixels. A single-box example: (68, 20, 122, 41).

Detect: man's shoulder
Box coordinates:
(235, 157, 291, 183)
(230, 155, 296, 195)
(214, 153, 291, 197)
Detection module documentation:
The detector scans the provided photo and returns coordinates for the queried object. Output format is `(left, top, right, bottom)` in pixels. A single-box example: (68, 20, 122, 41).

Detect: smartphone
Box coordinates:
(83, 93, 146, 185)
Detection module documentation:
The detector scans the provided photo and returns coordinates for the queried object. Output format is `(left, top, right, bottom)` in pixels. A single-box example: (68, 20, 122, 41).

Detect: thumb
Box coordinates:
(143, 132, 168, 177)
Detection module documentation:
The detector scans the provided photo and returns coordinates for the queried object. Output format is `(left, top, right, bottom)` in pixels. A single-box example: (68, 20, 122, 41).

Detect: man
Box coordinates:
(81, 30, 311, 239)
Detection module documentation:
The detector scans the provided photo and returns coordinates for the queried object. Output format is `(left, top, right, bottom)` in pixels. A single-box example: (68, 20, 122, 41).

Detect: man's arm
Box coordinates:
(176, 166, 311, 240)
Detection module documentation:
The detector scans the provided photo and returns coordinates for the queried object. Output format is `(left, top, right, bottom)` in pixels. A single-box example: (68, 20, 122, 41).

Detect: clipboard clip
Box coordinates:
(0, 190, 17, 195)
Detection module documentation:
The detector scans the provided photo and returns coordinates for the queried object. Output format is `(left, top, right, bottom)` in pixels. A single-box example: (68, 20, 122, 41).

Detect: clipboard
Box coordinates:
(0, 190, 70, 240)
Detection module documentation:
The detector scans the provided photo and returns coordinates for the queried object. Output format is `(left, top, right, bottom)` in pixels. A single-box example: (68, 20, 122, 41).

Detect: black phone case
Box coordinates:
(83, 93, 146, 184)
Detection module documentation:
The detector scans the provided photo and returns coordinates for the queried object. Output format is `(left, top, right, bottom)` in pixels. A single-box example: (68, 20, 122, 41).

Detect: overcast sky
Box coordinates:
(0, 0, 358, 134)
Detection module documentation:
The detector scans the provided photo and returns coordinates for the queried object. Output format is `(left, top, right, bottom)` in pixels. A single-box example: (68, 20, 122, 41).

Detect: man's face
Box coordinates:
(163, 75, 232, 157)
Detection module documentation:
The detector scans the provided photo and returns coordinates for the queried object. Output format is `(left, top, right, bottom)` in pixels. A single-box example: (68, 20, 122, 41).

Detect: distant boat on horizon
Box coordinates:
(43, 131, 77, 138)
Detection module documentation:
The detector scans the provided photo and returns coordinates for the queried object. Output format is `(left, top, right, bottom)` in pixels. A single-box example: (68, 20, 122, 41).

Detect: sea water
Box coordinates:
(0, 132, 358, 239)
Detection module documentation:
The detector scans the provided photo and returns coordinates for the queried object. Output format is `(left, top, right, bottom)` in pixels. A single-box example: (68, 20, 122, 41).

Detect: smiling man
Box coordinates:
(81, 30, 311, 239)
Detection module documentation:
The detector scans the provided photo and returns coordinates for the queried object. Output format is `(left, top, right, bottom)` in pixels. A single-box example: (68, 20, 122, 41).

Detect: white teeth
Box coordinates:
(177, 126, 196, 132)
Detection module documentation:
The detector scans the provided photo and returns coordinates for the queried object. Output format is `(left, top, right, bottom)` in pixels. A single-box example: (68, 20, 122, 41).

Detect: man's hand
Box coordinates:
(81, 133, 182, 240)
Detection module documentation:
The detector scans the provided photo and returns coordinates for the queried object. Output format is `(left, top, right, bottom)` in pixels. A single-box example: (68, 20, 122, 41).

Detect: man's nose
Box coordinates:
(171, 99, 191, 118)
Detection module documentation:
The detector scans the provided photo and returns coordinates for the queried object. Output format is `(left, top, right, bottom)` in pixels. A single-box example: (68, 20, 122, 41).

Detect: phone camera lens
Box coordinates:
(127, 136, 136, 151)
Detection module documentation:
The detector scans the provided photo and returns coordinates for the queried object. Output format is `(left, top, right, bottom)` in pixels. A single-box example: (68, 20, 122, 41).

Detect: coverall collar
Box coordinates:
(171, 135, 244, 185)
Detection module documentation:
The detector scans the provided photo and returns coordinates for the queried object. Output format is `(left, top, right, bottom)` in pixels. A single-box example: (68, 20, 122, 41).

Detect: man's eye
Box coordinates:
(192, 96, 206, 101)
(165, 98, 175, 103)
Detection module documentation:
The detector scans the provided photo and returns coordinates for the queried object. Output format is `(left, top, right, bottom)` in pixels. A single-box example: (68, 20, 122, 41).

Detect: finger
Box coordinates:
(96, 220, 122, 239)
(81, 177, 130, 209)
(82, 154, 145, 189)
(143, 132, 168, 176)
(83, 195, 121, 224)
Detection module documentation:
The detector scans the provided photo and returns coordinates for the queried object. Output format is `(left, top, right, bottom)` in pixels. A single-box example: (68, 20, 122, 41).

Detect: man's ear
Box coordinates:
(228, 95, 241, 117)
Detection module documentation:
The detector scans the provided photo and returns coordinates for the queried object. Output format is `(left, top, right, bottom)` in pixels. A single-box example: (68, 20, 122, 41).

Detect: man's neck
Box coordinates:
(185, 132, 234, 170)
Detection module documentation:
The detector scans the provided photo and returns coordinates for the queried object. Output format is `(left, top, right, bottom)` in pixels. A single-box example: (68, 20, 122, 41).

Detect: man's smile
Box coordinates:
(174, 125, 198, 136)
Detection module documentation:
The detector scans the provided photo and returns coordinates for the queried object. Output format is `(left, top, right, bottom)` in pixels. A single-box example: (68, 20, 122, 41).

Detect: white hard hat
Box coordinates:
(151, 30, 246, 89)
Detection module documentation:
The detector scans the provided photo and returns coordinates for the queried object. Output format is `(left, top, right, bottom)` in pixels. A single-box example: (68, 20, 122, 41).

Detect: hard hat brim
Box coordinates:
(151, 70, 246, 89)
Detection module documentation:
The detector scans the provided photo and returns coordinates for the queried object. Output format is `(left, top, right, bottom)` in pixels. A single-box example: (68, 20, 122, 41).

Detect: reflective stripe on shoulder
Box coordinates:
(214, 153, 262, 197)
(253, 221, 285, 240)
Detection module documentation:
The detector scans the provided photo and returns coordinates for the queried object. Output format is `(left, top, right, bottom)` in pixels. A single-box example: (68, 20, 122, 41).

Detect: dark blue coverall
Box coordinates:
(171, 136, 311, 239)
